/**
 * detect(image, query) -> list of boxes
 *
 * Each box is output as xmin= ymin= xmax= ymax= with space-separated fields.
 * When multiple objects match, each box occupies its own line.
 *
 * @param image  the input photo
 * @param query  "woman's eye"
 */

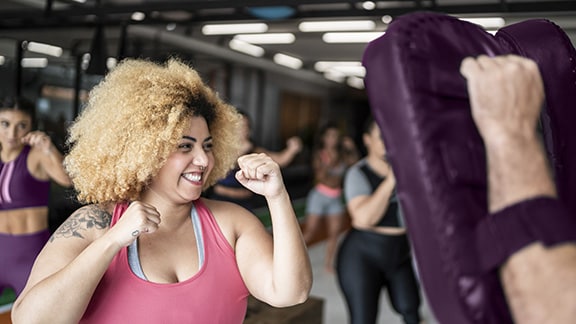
xmin=203 ymin=143 xmax=213 ymax=152
xmin=178 ymin=143 xmax=192 ymax=150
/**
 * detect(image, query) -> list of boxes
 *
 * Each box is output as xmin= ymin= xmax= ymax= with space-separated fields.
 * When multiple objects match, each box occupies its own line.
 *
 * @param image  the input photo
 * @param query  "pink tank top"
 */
xmin=80 ymin=199 xmax=249 ymax=323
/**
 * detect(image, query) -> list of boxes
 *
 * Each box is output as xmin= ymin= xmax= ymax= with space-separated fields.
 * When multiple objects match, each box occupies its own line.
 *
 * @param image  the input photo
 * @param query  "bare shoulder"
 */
xmin=200 ymin=198 xmax=264 ymax=234
xmin=50 ymin=204 xmax=113 ymax=243
xmin=201 ymin=198 xmax=255 ymax=221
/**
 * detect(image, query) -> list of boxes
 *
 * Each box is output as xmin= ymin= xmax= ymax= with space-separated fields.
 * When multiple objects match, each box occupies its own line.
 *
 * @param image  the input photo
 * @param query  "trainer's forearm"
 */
xmin=484 ymin=134 xmax=556 ymax=213
xmin=484 ymin=134 xmax=576 ymax=323
xmin=500 ymin=243 xmax=576 ymax=324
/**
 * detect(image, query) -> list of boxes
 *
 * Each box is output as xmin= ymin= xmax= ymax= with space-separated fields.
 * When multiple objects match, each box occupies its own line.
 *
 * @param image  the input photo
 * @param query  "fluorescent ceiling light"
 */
xmin=459 ymin=17 xmax=505 ymax=29
xmin=202 ymin=23 xmax=268 ymax=35
xmin=26 ymin=41 xmax=63 ymax=57
xmin=381 ymin=15 xmax=393 ymax=24
xmin=131 ymin=12 xmax=146 ymax=21
xmin=322 ymin=32 xmax=384 ymax=43
xmin=107 ymin=57 xmax=118 ymax=70
xmin=0 ymin=56 xmax=5 ymax=66
xmin=273 ymin=53 xmax=303 ymax=69
xmin=229 ymin=39 xmax=265 ymax=57
xmin=347 ymin=76 xmax=365 ymax=89
xmin=324 ymin=70 xmax=346 ymax=83
xmin=166 ymin=23 xmax=177 ymax=31
xmin=21 ymin=58 xmax=48 ymax=68
xmin=299 ymin=20 xmax=376 ymax=32
xmin=330 ymin=65 xmax=366 ymax=77
xmin=362 ymin=1 xmax=376 ymax=10
xmin=314 ymin=61 xmax=362 ymax=72
xmin=73 ymin=0 xmax=86 ymax=3
xmin=234 ymin=33 xmax=295 ymax=44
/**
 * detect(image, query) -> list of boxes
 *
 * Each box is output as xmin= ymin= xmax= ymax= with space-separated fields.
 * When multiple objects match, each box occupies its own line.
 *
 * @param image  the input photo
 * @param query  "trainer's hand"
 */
xmin=235 ymin=153 xmax=285 ymax=198
xmin=106 ymin=201 xmax=161 ymax=247
xmin=460 ymin=55 xmax=544 ymax=143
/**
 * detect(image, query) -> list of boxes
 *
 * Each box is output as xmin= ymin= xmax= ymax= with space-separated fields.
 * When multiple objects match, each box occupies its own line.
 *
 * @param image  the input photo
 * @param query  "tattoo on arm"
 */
xmin=50 ymin=206 xmax=111 ymax=242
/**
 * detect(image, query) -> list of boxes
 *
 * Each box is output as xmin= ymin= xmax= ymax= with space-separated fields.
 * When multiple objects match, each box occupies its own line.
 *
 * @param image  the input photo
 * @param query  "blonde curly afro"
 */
xmin=65 ymin=58 xmax=242 ymax=204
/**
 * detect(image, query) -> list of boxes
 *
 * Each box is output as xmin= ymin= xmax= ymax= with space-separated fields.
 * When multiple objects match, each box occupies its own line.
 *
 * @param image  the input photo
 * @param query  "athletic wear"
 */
xmin=81 ymin=200 xmax=249 ymax=323
xmin=0 ymin=230 xmax=50 ymax=295
xmin=305 ymin=185 xmax=345 ymax=215
xmin=0 ymin=146 xmax=51 ymax=210
xmin=337 ymin=230 xmax=421 ymax=324
xmin=337 ymin=158 xmax=421 ymax=324
xmin=128 ymin=202 xmax=206 ymax=280
xmin=344 ymin=159 xmax=402 ymax=227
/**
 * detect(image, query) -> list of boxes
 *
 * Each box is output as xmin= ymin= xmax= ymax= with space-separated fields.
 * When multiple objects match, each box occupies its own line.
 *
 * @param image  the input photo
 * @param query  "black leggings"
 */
xmin=336 ymin=229 xmax=421 ymax=324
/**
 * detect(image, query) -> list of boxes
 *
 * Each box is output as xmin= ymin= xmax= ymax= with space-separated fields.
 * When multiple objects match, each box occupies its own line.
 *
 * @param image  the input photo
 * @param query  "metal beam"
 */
xmin=0 ymin=1 xmax=575 ymax=27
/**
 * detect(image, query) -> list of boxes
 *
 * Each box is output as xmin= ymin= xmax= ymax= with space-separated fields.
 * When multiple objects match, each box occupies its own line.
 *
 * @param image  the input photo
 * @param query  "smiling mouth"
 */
xmin=182 ymin=172 xmax=202 ymax=183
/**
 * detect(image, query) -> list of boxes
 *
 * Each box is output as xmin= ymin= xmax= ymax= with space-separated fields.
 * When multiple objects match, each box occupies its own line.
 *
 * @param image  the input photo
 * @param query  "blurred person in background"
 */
xmin=302 ymin=121 xmax=358 ymax=273
xmin=0 ymin=96 xmax=71 ymax=300
xmin=209 ymin=110 xmax=302 ymax=210
xmin=337 ymin=116 xmax=421 ymax=324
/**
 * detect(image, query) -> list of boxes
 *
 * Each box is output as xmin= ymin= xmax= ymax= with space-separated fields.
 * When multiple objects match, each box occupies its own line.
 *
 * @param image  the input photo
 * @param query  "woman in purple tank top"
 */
xmin=11 ymin=59 xmax=312 ymax=324
xmin=0 ymin=97 xmax=71 ymax=300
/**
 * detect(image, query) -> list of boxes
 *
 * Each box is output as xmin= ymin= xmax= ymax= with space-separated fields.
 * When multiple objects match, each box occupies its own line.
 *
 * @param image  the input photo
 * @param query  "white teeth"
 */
xmin=183 ymin=173 xmax=202 ymax=182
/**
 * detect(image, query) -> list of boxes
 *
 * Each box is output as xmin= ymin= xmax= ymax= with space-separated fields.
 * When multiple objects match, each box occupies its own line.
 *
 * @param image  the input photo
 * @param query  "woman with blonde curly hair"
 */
xmin=11 ymin=58 xmax=312 ymax=323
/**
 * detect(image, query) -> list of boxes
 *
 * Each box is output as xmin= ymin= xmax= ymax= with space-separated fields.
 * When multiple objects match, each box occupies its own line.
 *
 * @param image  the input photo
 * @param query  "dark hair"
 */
xmin=0 ymin=96 xmax=36 ymax=122
xmin=362 ymin=116 xmax=377 ymax=135
xmin=314 ymin=121 xmax=341 ymax=151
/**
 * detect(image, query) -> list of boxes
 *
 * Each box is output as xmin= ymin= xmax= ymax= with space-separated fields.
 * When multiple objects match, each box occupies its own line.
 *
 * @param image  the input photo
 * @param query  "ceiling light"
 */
xmin=202 ymin=23 xmax=268 ymax=35
xmin=314 ymin=61 xmax=362 ymax=72
xmin=0 ymin=56 xmax=5 ymax=66
xmin=21 ymin=58 xmax=48 ymax=68
xmin=166 ymin=23 xmax=177 ymax=31
xmin=331 ymin=65 xmax=366 ymax=77
xmin=131 ymin=12 xmax=146 ymax=21
xmin=273 ymin=53 xmax=303 ymax=69
xmin=324 ymin=70 xmax=346 ymax=83
xmin=362 ymin=1 xmax=376 ymax=10
xmin=25 ymin=41 xmax=63 ymax=57
xmin=322 ymin=32 xmax=384 ymax=43
xmin=107 ymin=57 xmax=118 ymax=70
xmin=381 ymin=15 xmax=393 ymax=24
xmin=459 ymin=17 xmax=505 ymax=29
xmin=234 ymin=33 xmax=295 ymax=44
xmin=347 ymin=76 xmax=365 ymax=89
xmin=73 ymin=0 xmax=86 ymax=3
xmin=229 ymin=39 xmax=265 ymax=57
xmin=299 ymin=20 xmax=376 ymax=32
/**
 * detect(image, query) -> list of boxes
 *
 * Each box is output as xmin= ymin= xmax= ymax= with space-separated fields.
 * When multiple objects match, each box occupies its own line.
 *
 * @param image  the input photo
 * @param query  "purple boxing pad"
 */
xmin=362 ymin=12 xmax=513 ymax=324
xmin=496 ymin=20 xmax=576 ymax=215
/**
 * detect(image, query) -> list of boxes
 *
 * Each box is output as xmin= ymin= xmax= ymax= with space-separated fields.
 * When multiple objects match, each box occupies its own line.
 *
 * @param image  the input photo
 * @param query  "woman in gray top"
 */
xmin=336 ymin=117 xmax=421 ymax=324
